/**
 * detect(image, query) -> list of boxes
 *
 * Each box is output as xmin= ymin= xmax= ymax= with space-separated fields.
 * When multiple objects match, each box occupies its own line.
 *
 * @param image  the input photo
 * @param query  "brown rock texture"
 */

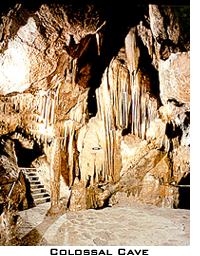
xmin=0 ymin=2 xmax=190 ymax=245
xmin=159 ymin=52 xmax=190 ymax=106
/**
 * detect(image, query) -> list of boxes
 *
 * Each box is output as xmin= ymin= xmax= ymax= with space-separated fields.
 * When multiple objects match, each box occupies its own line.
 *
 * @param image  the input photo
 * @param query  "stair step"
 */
xmin=21 ymin=168 xmax=50 ymax=206
xmin=30 ymin=184 xmax=45 ymax=189
xmin=34 ymin=196 xmax=50 ymax=205
xmin=27 ymin=176 xmax=39 ymax=180
xmin=31 ymin=188 xmax=47 ymax=194
xmin=22 ymin=170 xmax=37 ymax=175
xmin=32 ymin=192 xmax=50 ymax=199
xmin=20 ymin=168 xmax=37 ymax=171
xmin=26 ymin=172 xmax=37 ymax=176
xmin=30 ymin=179 xmax=40 ymax=184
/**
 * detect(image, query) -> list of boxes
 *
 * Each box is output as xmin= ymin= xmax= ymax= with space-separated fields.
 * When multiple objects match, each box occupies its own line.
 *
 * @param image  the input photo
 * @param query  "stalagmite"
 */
xmin=47 ymin=127 xmax=64 ymax=215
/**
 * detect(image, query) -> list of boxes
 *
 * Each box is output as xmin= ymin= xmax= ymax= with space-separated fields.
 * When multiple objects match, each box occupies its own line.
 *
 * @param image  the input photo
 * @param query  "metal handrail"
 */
xmin=170 ymin=184 xmax=190 ymax=188
xmin=7 ymin=181 xmax=16 ymax=198
xmin=19 ymin=167 xmax=36 ymax=170
xmin=0 ymin=168 xmax=36 ymax=186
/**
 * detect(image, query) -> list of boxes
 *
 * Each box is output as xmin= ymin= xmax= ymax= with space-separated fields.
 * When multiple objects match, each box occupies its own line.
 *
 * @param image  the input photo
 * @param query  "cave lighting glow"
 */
xmin=0 ymin=38 xmax=30 ymax=95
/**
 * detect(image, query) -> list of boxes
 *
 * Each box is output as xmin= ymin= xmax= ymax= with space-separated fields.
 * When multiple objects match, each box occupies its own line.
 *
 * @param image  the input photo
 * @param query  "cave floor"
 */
xmin=16 ymin=202 xmax=190 ymax=246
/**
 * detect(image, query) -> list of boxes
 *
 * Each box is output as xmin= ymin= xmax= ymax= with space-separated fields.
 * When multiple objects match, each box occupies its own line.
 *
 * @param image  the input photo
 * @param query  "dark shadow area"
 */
xmin=166 ymin=121 xmax=183 ymax=141
xmin=178 ymin=173 xmax=190 ymax=210
xmin=20 ymin=214 xmax=61 ymax=245
xmin=137 ymin=34 xmax=162 ymax=106
xmin=184 ymin=111 xmax=190 ymax=129
xmin=159 ymin=5 xmax=190 ymax=53
xmin=18 ymin=176 xmax=35 ymax=210
xmin=86 ymin=4 xmax=147 ymax=117
xmin=0 ymin=203 xmax=3 ymax=215
xmin=14 ymin=139 xmax=43 ymax=167
xmin=122 ymin=126 xmax=132 ymax=136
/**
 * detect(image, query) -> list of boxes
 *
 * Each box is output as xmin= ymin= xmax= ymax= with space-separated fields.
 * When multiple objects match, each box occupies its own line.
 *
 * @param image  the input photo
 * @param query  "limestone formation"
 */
xmin=0 ymin=2 xmax=190 ymax=245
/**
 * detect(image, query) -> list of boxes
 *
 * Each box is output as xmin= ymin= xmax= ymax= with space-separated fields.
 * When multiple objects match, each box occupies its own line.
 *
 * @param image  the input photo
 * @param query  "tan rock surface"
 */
xmin=159 ymin=52 xmax=190 ymax=106
xmin=0 ymin=3 xmax=190 ymax=235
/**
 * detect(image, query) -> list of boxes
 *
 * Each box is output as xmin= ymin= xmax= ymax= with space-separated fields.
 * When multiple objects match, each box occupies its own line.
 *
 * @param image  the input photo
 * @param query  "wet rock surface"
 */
xmin=17 ymin=202 xmax=189 ymax=246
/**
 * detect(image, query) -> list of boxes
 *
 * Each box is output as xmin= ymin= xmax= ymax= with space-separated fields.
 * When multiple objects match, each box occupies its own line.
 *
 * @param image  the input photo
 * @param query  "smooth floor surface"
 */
xmin=17 ymin=202 xmax=190 ymax=246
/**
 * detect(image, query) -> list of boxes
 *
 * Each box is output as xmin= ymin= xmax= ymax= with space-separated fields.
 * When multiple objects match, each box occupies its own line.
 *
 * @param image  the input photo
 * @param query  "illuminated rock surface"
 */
xmin=0 ymin=2 xmax=190 ymax=245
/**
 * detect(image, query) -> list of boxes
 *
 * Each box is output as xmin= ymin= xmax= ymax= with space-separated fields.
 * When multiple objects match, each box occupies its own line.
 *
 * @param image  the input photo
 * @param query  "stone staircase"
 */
xmin=20 ymin=168 xmax=50 ymax=206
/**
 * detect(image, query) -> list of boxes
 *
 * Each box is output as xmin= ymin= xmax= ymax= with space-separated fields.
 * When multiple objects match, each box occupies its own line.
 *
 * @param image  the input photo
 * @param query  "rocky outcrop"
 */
xmin=159 ymin=52 xmax=190 ymax=106
xmin=0 ymin=137 xmax=27 ymax=245
xmin=0 ymin=2 xmax=190 ymax=228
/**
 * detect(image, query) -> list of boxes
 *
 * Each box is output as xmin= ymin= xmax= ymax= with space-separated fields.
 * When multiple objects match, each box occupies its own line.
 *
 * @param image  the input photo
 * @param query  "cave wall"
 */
xmin=0 ymin=2 xmax=190 ymax=220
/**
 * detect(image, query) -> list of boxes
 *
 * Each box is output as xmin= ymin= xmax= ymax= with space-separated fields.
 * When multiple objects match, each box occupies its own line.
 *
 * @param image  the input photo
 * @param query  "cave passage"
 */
xmin=178 ymin=173 xmax=190 ymax=210
xmin=14 ymin=139 xmax=43 ymax=167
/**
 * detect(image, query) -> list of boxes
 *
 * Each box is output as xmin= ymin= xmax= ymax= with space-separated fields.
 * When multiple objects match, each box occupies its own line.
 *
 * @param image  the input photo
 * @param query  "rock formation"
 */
xmin=0 ymin=2 xmax=190 ymax=245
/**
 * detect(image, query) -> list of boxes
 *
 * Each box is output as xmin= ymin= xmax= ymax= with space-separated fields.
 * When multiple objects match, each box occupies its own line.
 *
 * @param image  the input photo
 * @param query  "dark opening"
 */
xmin=178 ymin=173 xmax=190 ymax=210
xmin=14 ymin=139 xmax=43 ymax=167
xmin=166 ymin=121 xmax=183 ymax=143
xmin=136 ymin=34 xmax=161 ymax=106
xmin=0 ymin=204 xmax=3 ymax=215
xmin=86 ymin=4 xmax=146 ymax=118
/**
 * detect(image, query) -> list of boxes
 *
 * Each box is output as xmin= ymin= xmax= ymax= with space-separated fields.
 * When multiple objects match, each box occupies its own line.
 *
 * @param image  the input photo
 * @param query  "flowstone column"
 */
xmin=47 ymin=127 xmax=65 ymax=215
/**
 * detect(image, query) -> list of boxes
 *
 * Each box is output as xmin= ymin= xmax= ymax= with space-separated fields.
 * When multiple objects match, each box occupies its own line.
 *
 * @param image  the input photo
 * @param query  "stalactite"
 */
xmin=44 ymin=96 xmax=50 ymax=129
xmin=130 ymin=72 xmax=158 ymax=140
xmin=71 ymin=58 xmax=77 ymax=88
xmin=41 ymin=96 xmax=46 ymax=119
xmin=58 ymin=120 xmax=78 ymax=188
xmin=141 ymin=92 xmax=148 ymax=139
xmin=96 ymin=33 xmax=100 ymax=56
xmin=95 ymin=45 xmax=159 ymax=185
xmin=68 ymin=124 xmax=75 ymax=188
xmin=95 ymin=66 xmax=121 ymax=182
xmin=125 ymin=26 xmax=158 ymax=139
xmin=49 ymin=99 xmax=55 ymax=124
xmin=125 ymin=27 xmax=140 ymax=75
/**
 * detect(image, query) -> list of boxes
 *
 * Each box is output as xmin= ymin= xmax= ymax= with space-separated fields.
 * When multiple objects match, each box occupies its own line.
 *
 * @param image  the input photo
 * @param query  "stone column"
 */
xmin=47 ymin=128 xmax=64 ymax=215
